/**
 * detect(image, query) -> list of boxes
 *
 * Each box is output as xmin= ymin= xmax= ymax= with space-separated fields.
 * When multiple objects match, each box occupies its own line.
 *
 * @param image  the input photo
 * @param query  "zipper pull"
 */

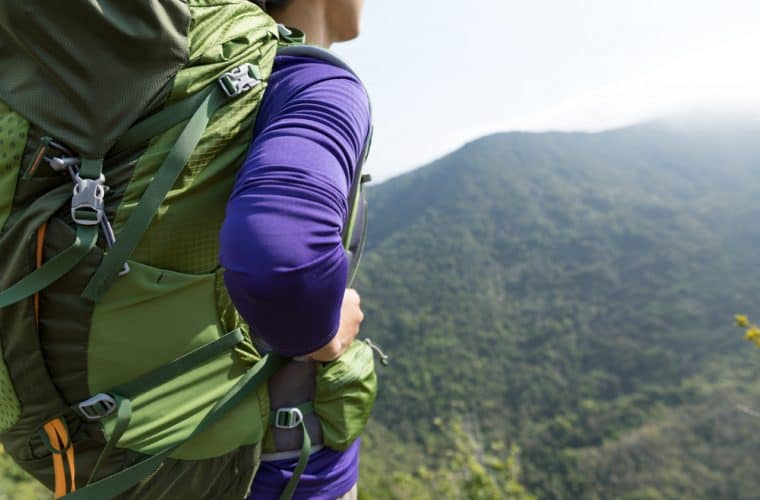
xmin=364 ymin=338 xmax=389 ymax=366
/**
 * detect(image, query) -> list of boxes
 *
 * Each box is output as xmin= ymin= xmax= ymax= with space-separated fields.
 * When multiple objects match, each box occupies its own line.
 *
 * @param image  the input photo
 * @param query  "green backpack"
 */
xmin=0 ymin=1 xmax=375 ymax=499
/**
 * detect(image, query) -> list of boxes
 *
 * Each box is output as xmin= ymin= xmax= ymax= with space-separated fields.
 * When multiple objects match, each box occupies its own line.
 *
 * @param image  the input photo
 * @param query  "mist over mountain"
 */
xmin=357 ymin=118 xmax=760 ymax=499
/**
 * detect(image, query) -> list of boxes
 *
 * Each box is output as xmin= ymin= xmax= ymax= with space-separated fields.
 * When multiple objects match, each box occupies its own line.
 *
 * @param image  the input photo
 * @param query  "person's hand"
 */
xmin=307 ymin=289 xmax=364 ymax=362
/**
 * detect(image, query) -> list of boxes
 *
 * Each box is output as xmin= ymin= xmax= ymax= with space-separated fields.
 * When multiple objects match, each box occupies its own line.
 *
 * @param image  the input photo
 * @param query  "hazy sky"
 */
xmin=333 ymin=0 xmax=760 ymax=181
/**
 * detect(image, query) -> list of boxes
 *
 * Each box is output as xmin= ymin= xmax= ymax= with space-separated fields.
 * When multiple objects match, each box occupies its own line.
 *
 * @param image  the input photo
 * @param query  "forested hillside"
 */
xmin=356 ymin=118 xmax=760 ymax=499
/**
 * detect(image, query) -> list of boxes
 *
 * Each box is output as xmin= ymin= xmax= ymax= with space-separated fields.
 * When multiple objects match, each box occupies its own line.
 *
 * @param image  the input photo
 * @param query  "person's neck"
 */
xmin=271 ymin=0 xmax=332 ymax=48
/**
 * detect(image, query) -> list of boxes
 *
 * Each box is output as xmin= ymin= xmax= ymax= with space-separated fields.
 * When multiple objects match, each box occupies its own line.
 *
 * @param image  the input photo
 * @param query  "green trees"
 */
xmin=357 ymin=119 xmax=760 ymax=498
xmin=363 ymin=417 xmax=535 ymax=500
xmin=0 ymin=447 xmax=47 ymax=499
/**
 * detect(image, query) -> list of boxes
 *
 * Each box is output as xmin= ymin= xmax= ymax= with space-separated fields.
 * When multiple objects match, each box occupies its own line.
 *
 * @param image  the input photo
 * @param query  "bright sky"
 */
xmin=333 ymin=0 xmax=760 ymax=182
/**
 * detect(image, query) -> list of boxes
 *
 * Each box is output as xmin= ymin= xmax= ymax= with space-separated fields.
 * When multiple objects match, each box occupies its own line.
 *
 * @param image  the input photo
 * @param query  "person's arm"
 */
xmin=220 ymin=56 xmax=370 ymax=359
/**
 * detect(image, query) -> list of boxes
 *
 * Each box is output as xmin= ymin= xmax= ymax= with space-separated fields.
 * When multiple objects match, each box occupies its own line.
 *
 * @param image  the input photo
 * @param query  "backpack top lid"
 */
xmin=0 ymin=0 xmax=191 ymax=157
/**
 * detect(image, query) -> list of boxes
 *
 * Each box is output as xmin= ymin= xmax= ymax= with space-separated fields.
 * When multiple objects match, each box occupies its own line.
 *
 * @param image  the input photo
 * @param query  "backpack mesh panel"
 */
xmin=0 ymin=105 xmax=26 ymax=232
xmin=0 ymin=103 xmax=28 ymax=431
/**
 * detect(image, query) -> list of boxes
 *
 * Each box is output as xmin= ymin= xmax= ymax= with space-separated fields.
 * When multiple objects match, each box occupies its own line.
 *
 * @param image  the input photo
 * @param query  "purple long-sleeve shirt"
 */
xmin=219 ymin=54 xmax=370 ymax=499
xmin=221 ymin=54 xmax=369 ymax=356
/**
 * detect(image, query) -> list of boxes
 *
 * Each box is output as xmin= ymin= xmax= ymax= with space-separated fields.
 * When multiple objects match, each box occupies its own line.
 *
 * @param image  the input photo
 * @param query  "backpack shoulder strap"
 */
xmin=276 ymin=44 xmax=361 ymax=82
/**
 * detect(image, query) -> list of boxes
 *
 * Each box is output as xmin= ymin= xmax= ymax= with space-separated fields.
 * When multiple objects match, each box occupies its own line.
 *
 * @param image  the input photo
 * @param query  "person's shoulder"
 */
xmin=273 ymin=51 xmax=365 ymax=86
xmin=267 ymin=51 xmax=370 ymax=111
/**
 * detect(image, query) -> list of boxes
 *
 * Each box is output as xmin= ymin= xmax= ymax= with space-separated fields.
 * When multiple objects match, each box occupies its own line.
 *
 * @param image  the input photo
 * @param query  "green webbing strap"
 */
xmin=74 ymin=330 xmax=245 ymax=487
xmin=81 ymin=86 xmax=228 ymax=302
xmin=109 ymin=90 xmax=212 ymax=157
xmin=0 ymin=225 xmax=98 ymax=308
xmin=113 ymin=329 xmax=245 ymax=398
xmin=0 ymin=158 xmax=104 ymax=308
xmin=279 ymin=420 xmax=311 ymax=500
xmin=78 ymin=158 xmax=104 ymax=180
xmin=38 ymin=426 xmax=70 ymax=456
xmin=87 ymin=395 xmax=132 ymax=485
xmin=269 ymin=401 xmax=314 ymax=427
xmin=63 ymin=352 xmax=285 ymax=500
xmin=269 ymin=402 xmax=314 ymax=500
xmin=71 ymin=329 xmax=245 ymax=419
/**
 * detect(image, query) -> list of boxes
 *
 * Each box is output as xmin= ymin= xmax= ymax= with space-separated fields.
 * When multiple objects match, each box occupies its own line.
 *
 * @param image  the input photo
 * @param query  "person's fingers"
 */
xmin=309 ymin=289 xmax=364 ymax=361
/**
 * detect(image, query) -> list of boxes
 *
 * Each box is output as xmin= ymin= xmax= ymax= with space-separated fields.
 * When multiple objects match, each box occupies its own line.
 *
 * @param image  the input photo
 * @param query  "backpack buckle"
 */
xmin=218 ymin=63 xmax=262 ymax=98
xmin=47 ymin=156 xmax=80 ymax=174
xmin=77 ymin=393 xmax=117 ymax=421
xmin=71 ymin=173 xmax=107 ymax=226
xmin=274 ymin=407 xmax=304 ymax=429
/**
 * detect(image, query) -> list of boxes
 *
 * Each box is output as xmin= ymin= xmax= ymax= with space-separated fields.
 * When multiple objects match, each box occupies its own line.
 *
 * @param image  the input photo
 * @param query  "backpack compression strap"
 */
xmin=0 ymin=63 xmax=264 ymax=307
xmin=72 ymin=329 xmax=249 ymax=488
xmin=269 ymin=402 xmax=315 ymax=500
xmin=81 ymin=63 xmax=263 ymax=302
xmin=0 ymin=159 xmax=103 ymax=308
xmin=63 ymin=349 xmax=285 ymax=500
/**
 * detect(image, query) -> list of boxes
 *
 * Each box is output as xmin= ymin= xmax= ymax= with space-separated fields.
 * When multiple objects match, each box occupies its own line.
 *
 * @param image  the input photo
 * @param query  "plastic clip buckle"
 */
xmin=44 ymin=141 xmax=79 ymax=178
xmin=274 ymin=408 xmax=304 ymax=429
xmin=71 ymin=173 xmax=107 ymax=226
xmin=47 ymin=157 xmax=80 ymax=173
xmin=77 ymin=393 xmax=117 ymax=421
xmin=219 ymin=63 xmax=261 ymax=98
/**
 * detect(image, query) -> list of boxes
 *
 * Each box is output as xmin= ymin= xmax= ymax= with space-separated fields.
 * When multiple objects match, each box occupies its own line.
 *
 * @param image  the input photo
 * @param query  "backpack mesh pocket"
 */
xmin=0 ymin=356 xmax=20 ymax=432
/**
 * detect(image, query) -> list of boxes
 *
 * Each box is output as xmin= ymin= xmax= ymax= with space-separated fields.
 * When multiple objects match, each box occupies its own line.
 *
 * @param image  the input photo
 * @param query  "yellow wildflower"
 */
xmin=745 ymin=327 xmax=760 ymax=343
xmin=748 ymin=328 xmax=760 ymax=348
xmin=735 ymin=314 xmax=750 ymax=327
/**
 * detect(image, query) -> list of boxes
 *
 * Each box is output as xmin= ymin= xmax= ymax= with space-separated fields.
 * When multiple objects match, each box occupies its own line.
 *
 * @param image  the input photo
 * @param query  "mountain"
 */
xmin=356 ymin=117 xmax=760 ymax=499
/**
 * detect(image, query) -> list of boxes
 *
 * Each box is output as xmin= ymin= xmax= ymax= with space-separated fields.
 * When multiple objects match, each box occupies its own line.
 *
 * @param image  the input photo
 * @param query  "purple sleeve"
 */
xmin=248 ymin=440 xmax=360 ymax=499
xmin=219 ymin=55 xmax=370 ymax=357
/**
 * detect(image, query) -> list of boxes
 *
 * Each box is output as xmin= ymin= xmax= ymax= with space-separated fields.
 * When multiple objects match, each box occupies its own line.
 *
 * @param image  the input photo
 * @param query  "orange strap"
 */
xmin=34 ymin=222 xmax=47 ymax=327
xmin=36 ymin=226 xmax=77 ymax=497
xmin=42 ymin=418 xmax=76 ymax=498
xmin=25 ymin=141 xmax=49 ymax=178
xmin=42 ymin=421 xmax=67 ymax=498
xmin=51 ymin=419 xmax=77 ymax=493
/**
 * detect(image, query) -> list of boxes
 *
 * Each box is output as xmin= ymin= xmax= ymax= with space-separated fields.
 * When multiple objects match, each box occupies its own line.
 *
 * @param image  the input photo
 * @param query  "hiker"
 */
xmin=221 ymin=1 xmax=371 ymax=498
xmin=0 ymin=0 xmax=375 ymax=498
